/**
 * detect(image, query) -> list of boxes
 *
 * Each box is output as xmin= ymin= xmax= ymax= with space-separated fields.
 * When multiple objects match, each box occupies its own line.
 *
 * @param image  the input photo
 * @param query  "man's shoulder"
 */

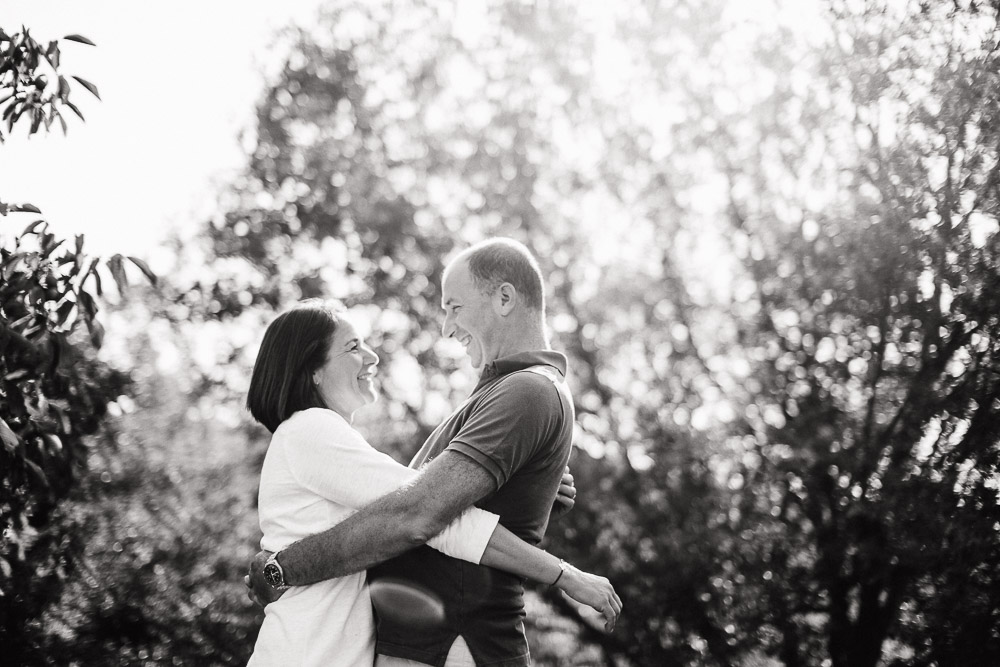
xmin=470 ymin=367 xmax=570 ymax=426
xmin=520 ymin=364 xmax=563 ymax=384
xmin=488 ymin=366 xmax=565 ymax=401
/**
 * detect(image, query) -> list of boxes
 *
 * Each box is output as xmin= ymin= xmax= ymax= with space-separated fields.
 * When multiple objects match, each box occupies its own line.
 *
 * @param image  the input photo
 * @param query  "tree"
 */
xmin=15 ymin=1 xmax=995 ymax=664
xmin=0 ymin=26 xmax=154 ymax=661
xmin=704 ymin=3 xmax=1000 ymax=665
xmin=159 ymin=2 xmax=761 ymax=663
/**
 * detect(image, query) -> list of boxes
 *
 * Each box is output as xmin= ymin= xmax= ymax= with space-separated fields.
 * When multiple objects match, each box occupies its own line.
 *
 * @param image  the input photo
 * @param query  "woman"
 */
xmin=245 ymin=301 xmax=620 ymax=666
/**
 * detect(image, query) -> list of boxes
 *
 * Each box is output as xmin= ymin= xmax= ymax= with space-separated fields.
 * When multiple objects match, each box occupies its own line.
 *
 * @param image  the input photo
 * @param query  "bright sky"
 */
xmin=1 ymin=1 xmax=324 ymax=266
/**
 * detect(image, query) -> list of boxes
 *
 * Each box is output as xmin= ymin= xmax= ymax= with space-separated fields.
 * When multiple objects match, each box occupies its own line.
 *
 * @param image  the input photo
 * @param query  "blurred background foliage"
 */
xmin=2 ymin=0 xmax=1000 ymax=665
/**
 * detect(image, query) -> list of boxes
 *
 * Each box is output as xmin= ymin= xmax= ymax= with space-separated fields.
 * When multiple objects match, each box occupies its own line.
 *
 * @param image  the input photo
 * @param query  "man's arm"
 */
xmin=277 ymin=449 xmax=495 ymax=586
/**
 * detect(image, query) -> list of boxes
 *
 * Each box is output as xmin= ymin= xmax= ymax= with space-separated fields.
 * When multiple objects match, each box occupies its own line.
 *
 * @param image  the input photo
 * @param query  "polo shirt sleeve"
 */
xmin=281 ymin=408 xmax=499 ymax=563
xmin=449 ymin=372 xmax=558 ymax=488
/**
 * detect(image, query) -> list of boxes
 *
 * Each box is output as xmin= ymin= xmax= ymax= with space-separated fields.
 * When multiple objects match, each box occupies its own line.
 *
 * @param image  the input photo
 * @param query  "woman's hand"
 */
xmin=550 ymin=466 xmax=577 ymax=520
xmin=555 ymin=562 xmax=622 ymax=632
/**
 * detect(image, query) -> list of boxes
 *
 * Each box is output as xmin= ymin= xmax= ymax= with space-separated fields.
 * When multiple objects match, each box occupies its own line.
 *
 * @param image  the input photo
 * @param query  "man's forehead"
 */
xmin=441 ymin=281 xmax=465 ymax=305
xmin=441 ymin=260 xmax=470 ymax=297
xmin=440 ymin=280 xmax=455 ymax=308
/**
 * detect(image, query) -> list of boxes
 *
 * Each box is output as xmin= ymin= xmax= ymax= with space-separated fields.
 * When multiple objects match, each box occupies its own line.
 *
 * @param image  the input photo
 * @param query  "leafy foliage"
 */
xmin=0 ymin=27 xmax=154 ymax=661
xmin=0 ymin=26 xmax=98 ymax=141
xmin=4 ymin=2 xmax=1000 ymax=666
xmin=713 ymin=5 xmax=1000 ymax=665
xmin=146 ymin=1 xmax=999 ymax=664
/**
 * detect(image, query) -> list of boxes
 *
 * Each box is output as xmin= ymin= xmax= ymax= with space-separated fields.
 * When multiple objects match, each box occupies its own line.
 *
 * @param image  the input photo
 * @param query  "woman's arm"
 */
xmin=478 ymin=525 xmax=622 ymax=632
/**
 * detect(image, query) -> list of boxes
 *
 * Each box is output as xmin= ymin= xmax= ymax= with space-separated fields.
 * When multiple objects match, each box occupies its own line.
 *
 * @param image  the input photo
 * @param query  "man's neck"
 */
xmin=493 ymin=327 xmax=549 ymax=360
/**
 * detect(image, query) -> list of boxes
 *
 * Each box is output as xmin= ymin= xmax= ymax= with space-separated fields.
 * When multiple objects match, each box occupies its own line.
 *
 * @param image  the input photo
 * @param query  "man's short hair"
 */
xmin=453 ymin=238 xmax=545 ymax=312
xmin=246 ymin=300 xmax=341 ymax=433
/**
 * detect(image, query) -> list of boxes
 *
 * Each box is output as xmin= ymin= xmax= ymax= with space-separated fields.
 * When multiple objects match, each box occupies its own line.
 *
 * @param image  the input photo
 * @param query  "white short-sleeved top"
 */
xmin=247 ymin=408 xmax=500 ymax=667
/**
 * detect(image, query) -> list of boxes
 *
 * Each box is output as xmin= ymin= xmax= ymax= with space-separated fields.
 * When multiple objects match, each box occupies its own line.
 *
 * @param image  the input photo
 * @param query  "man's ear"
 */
xmin=496 ymin=283 xmax=517 ymax=316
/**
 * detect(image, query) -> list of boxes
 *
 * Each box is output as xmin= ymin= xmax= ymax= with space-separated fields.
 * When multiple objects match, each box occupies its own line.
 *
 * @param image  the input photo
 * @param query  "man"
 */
xmin=248 ymin=238 xmax=583 ymax=666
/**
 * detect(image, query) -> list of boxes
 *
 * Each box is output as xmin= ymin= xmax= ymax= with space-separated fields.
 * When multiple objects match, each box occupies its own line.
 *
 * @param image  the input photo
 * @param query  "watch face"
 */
xmin=263 ymin=562 xmax=283 ymax=588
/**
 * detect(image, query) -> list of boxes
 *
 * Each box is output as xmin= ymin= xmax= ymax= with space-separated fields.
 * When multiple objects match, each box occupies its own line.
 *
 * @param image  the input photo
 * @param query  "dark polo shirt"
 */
xmin=371 ymin=350 xmax=575 ymax=667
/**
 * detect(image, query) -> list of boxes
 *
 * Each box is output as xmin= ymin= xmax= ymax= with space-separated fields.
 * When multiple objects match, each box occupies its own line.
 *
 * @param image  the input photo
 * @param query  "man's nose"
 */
xmin=441 ymin=315 xmax=454 ymax=339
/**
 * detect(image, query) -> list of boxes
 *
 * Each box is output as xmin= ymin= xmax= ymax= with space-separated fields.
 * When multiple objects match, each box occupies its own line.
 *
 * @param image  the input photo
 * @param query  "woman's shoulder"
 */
xmin=275 ymin=408 xmax=352 ymax=439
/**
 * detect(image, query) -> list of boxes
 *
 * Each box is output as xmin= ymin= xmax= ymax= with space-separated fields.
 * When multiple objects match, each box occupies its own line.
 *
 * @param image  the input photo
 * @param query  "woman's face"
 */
xmin=312 ymin=319 xmax=380 ymax=420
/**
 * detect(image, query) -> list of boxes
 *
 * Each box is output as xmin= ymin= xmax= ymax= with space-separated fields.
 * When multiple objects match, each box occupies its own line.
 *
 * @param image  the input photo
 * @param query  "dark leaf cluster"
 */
xmin=0 ymin=27 xmax=98 ymax=141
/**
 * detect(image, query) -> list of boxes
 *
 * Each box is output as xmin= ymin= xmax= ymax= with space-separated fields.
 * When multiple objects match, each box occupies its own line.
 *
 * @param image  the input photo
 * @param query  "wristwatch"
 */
xmin=262 ymin=551 xmax=289 ymax=590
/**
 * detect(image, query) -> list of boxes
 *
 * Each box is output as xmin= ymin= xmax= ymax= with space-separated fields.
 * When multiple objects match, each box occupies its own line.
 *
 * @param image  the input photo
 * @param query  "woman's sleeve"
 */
xmin=283 ymin=409 xmax=499 ymax=563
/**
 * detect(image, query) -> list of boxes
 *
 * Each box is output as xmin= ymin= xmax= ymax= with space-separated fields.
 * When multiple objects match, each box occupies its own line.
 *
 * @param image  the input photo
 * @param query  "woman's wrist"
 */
xmin=550 ymin=558 xmax=568 ymax=587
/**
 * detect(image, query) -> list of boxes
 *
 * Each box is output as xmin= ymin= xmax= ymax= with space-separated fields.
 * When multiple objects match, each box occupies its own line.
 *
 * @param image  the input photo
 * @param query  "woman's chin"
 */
xmin=360 ymin=385 xmax=379 ymax=406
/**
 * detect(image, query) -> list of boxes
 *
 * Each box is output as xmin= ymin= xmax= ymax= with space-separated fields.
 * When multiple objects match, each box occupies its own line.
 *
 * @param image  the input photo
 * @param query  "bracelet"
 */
xmin=550 ymin=559 xmax=568 ymax=587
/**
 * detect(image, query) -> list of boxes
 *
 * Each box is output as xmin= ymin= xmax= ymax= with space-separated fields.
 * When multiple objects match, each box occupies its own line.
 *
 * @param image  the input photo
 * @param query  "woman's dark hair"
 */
xmin=247 ymin=300 xmax=341 ymax=433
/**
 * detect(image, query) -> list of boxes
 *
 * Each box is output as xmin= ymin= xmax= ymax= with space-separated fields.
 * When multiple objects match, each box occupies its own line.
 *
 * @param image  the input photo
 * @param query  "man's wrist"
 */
xmin=262 ymin=550 xmax=290 ymax=590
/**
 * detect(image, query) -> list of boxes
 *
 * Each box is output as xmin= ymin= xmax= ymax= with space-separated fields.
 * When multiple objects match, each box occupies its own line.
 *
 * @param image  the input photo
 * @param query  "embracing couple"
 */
xmin=243 ymin=238 xmax=622 ymax=666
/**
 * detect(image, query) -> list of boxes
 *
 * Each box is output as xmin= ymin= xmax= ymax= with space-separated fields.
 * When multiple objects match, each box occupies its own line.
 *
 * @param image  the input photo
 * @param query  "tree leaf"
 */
xmin=39 ymin=236 xmax=65 ymax=258
xmin=48 ymin=335 xmax=63 ymax=375
xmin=128 ymin=256 xmax=158 ymax=286
xmin=57 ymin=76 xmax=70 ymax=102
xmin=24 ymin=458 xmax=49 ymax=489
xmin=86 ymin=317 xmax=104 ymax=349
xmin=107 ymin=254 xmax=127 ymax=294
xmin=53 ymin=405 xmax=71 ymax=434
xmin=54 ymin=108 xmax=67 ymax=135
xmin=71 ymin=76 xmax=100 ymax=100
xmin=85 ymin=257 xmax=103 ymax=296
xmin=12 ymin=203 xmax=42 ymax=214
xmin=29 ymin=108 xmax=42 ymax=135
xmin=43 ymin=40 xmax=60 ymax=69
xmin=22 ymin=219 xmax=46 ymax=235
xmin=5 ymin=369 xmax=30 ymax=382
xmin=56 ymin=298 xmax=76 ymax=327
xmin=0 ymin=417 xmax=19 ymax=453
xmin=78 ymin=290 xmax=98 ymax=319
xmin=2 ymin=253 xmax=25 ymax=280
xmin=64 ymin=100 xmax=85 ymax=121
xmin=42 ymin=433 xmax=63 ymax=454
xmin=62 ymin=34 xmax=96 ymax=46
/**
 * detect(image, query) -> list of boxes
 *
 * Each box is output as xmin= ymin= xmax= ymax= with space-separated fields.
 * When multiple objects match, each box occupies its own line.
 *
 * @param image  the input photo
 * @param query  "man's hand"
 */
xmin=245 ymin=550 xmax=286 ymax=607
xmin=551 ymin=466 xmax=577 ymax=520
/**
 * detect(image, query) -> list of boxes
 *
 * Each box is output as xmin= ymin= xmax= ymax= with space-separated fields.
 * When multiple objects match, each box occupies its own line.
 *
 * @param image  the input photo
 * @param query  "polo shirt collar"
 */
xmin=476 ymin=350 xmax=567 ymax=389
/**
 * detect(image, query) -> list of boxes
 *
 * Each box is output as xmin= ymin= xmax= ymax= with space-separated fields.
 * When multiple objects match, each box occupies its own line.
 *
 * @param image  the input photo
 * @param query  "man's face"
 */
xmin=441 ymin=259 xmax=499 ymax=370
